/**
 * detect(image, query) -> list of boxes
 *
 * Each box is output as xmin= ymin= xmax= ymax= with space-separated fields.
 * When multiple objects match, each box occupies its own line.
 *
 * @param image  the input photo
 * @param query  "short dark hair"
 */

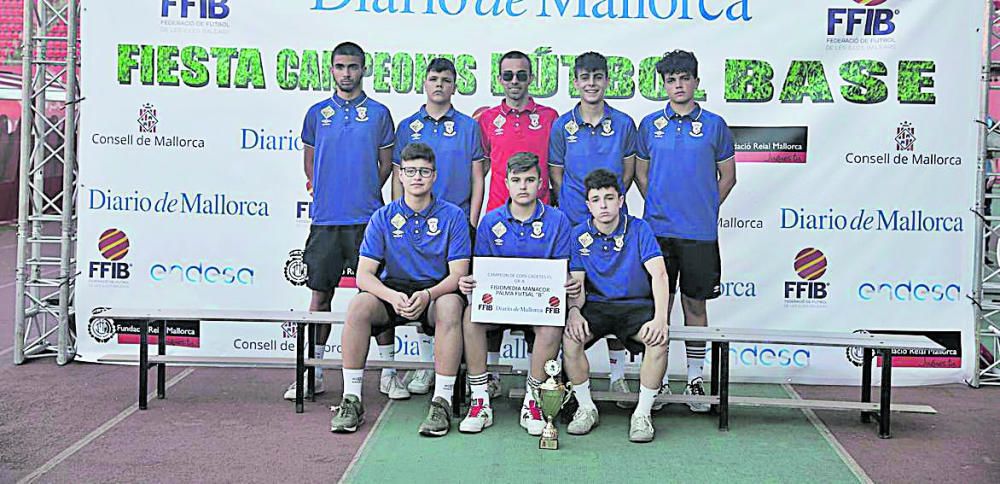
xmin=655 ymin=50 xmax=698 ymax=79
xmin=400 ymin=143 xmax=436 ymax=167
xmin=574 ymin=52 xmax=607 ymax=76
xmin=426 ymin=57 xmax=457 ymax=78
xmin=499 ymin=50 xmax=532 ymax=74
xmin=584 ymin=169 xmax=620 ymax=197
xmin=506 ymin=152 xmax=540 ymax=176
xmin=332 ymin=42 xmax=365 ymax=66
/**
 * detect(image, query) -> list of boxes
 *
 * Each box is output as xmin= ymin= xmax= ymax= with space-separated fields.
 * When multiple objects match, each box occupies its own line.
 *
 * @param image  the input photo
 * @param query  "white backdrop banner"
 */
xmin=77 ymin=0 xmax=986 ymax=385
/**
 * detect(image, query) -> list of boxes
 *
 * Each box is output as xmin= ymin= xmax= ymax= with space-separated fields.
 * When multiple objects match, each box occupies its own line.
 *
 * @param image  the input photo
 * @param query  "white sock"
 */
xmin=432 ymin=374 xmax=456 ymax=403
xmin=420 ymin=335 xmax=434 ymax=363
xmin=487 ymin=351 xmax=501 ymax=380
xmin=609 ymin=349 xmax=627 ymax=382
xmin=524 ymin=374 xmax=542 ymax=406
xmin=574 ymin=379 xmax=597 ymax=409
xmin=468 ymin=372 xmax=491 ymax=406
xmin=634 ymin=384 xmax=659 ymax=417
xmin=377 ymin=344 xmax=396 ymax=380
xmin=314 ymin=344 xmax=326 ymax=379
xmin=342 ymin=368 xmax=363 ymax=400
xmin=687 ymin=358 xmax=705 ymax=383
xmin=662 ymin=371 xmax=670 ymax=386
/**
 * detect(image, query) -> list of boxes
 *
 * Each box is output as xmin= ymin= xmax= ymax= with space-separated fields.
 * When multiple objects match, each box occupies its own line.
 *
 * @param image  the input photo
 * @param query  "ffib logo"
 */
xmin=161 ymin=0 xmax=230 ymax=19
xmin=827 ymin=1 xmax=896 ymax=36
xmin=783 ymin=248 xmax=828 ymax=306
xmin=89 ymin=228 xmax=131 ymax=280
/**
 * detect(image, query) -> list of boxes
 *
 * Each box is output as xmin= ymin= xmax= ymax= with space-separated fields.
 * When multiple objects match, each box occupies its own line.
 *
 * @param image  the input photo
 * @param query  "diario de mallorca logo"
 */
xmin=88 ymin=188 xmax=270 ymax=218
xmin=780 ymin=207 xmax=963 ymax=233
xmin=88 ymin=228 xmax=132 ymax=284
xmin=90 ymin=104 xmax=207 ymax=149
xmin=783 ymin=247 xmax=828 ymax=307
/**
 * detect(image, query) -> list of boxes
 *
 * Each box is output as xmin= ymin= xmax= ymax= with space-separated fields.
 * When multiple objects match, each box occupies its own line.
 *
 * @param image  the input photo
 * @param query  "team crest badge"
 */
xmin=528 ymin=113 xmax=542 ymax=130
xmin=426 ymin=217 xmax=441 ymax=236
xmin=390 ymin=213 xmax=406 ymax=238
xmin=653 ymin=116 xmax=668 ymax=138
xmin=491 ymin=222 xmax=507 ymax=246
xmin=320 ymin=106 xmax=335 ymax=127
xmin=690 ymin=121 xmax=704 ymax=138
xmin=355 ymin=106 xmax=369 ymax=122
xmin=601 ymin=119 xmax=614 ymax=137
xmin=409 ymin=119 xmax=424 ymax=140
xmin=577 ymin=232 xmax=593 ymax=256
xmin=565 ymin=120 xmax=579 ymax=143
xmin=443 ymin=120 xmax=456 ymax=137
xmin=613 ymin=234 xmax=624 ymax=252
xmin=493 ymin=114 xmax=506 ymax=135
xmin=530 ymin=221 xmax=545 ymax=239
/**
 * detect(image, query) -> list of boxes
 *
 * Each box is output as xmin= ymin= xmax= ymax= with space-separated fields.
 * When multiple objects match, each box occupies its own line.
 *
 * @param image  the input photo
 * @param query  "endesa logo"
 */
xmin=858 ymin=281 xmax=961 ymax=302
xmin=150 ymin=262 xmax=254 ymax=285
xmin=724 ymin=345 xmax=810 ymax=368
xmin=827 ymin=0 xmax=896 ymax=37
xmin=161 ymin=0 xmax=230 ymax=19
xmin=89 ymin=229 xmax=132 ymax=282
xmin=784 ymin=248 xmax=828 ymax=307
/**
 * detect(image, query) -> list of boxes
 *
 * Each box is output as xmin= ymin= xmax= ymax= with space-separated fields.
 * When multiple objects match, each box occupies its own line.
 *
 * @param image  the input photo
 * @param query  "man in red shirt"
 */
xmin=478 ymin=51 xmax=559 ymax=211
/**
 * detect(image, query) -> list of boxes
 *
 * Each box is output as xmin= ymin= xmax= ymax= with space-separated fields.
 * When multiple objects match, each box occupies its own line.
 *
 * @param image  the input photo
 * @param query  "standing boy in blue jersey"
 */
xmin=456 ymin=152 xmax=579 ymax=436
xmin=392 ymin=58 xmax=486 ymax=395
xmin=635 ymin=50 xmax=736 ymax=412
xmin=290 ymin=41 xmax=399 ymax=401
xmin=550 ymin=52 xmax=657 ymax=406
xmin=331 ymin=143 xmax=471 ymax=437
xmin=563 ymin=169 xmax=671 ymax=443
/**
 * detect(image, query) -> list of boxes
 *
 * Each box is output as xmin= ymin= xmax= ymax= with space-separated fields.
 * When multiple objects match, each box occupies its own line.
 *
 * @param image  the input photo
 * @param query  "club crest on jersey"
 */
xmin=565 ymin=120 xmax=579 ymax=143
xmin=653 ymin=116 xmax=668 ymax=138
xmin=601 ymin=119 xmax=614 ymax=137
xmin=426 ymin=217 xmax=441 ymax=236
xmin=390 ymin=213 xmax=406 ymax=238
xmin=320 ymin=106 xmax=335 ymax=126
xmin=409 ymin=119 xmax=424 ymax=140
xmin=492 ymin=222 xmax=507 ymax=246
xmin=577 ymin=232 xmax=593 ymax=256
xmin=528 ymin=113 xmax=542 ymax=130
xmin=443 ymin=120 xmax=456 ymax=137
xmin=690 ymin=121 xmax=703 ymax=138
xmin=493 ymin=114 xmax=506 ymax=135
xmin=530 ymin=221 xmax=545 ymax=239
xmin=613 ymin=234 xmax=624 ymax=252
xmin=355 ymin=106 xmax=369 ymax=122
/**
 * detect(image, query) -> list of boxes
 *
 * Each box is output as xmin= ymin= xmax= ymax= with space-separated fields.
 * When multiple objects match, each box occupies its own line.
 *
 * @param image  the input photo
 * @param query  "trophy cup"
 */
xmin=532 ymin=359 xmax=573 ymax=450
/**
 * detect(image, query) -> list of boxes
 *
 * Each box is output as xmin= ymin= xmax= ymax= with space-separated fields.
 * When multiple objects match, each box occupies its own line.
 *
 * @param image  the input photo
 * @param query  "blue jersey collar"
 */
xmin=502 ymin=199 xmax=546 ymax=223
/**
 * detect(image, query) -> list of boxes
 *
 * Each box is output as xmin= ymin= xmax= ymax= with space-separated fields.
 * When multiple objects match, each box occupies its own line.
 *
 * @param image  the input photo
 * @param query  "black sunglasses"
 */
xmin=501 ymin=70 xmax=529 ymax=82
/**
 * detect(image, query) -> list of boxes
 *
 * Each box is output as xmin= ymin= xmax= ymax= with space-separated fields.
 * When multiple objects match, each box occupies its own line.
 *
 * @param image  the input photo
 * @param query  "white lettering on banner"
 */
xmin=76 ymin=0 xmax=981 ymax=386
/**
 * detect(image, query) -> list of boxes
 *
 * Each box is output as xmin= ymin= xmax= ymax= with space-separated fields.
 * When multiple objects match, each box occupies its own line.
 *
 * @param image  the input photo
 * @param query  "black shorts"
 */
xmin=581 ymin=301 xmax=655 ymax=355
xmin=657 ymin=237 xmax=721 ymax=300
xmin=371 ymin=279 xmax=467 ymax=337
xmin=303 ymin=224 xmax=366 ymax=292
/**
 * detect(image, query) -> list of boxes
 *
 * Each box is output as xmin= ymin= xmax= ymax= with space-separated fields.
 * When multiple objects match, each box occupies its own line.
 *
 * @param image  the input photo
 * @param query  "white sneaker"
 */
xmin=610 ymin=378 xmax=636 ymax=409
xmin=406 ymin=369 xmax=434 ymax=395
xmin=684 ymin=377 xmax=711 ymax=413
xmin=567 ymin=406 xmax=599 ymax=435
xmin=629 ymin=414 xmax=655 ymax=443
xmin=380 ymin=373 xmax=411 ymax=400
xmin=519 ymin=399 xmax=546 ymax=436
xmin=459 ymin=398 xmax=494 ymax=433
xmin=652 ymin=384 xmax=672 ymax=412
xmin=283 ymin=375 xmax=325 ymax=401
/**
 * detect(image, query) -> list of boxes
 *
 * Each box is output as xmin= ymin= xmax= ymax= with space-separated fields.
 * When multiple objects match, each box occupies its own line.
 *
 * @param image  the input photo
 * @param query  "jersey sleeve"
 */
xmin=635 ymin=117 xmax=652 ymax=161
xmin=379 ymin=108 xmax=395 ymax=150
xmin=359 ymin=214 xmax=387 ymax=262
xmin=447 ymin=210 xmax=472 ymax=261
xmin=391 ymin=120 xmax=407 ymax=166
xmin=301 ymin=106 xmax=317 ymax=147
xmin=470 ymin=121 xmax=485 ymax=162
xmin=474 ymin=219 xmax=494 ymax=257
xmin=554 ymin=213 xmax=572 ymax=260
xmin=623 ymin=116 xmax=638 ymax=158
xmin=637 ymin=220 xmax=663 ymax=263
xmin=716 ymin=119 xmax=736 ymax=162
xmin=548 ymin=118 xmax=567 ymax=167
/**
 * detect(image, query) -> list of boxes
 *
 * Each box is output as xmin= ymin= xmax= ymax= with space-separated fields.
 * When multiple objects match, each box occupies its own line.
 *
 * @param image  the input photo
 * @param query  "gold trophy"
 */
xmin=532 ymin=359 xmax=573 ymax=450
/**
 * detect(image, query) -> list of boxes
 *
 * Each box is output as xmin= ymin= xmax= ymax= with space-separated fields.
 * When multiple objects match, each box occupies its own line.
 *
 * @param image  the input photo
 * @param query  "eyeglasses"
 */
xmin=501 ymin=70 xmax=529 ymax=82
xmin=401 ymin=167 xmax=435 ymax=178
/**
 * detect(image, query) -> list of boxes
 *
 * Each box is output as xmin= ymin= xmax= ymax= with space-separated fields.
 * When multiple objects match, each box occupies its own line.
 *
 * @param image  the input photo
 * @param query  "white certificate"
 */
xmin=470 ymin=257 xmax=567 ymax=327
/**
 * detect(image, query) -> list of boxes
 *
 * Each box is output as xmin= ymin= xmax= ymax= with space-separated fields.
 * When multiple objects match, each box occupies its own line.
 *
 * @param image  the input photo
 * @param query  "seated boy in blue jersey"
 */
xmin=563 ymin=169 xmax=671 ymax=443
xmin=456 ymin=152 xmax=581 ymax=435
xmin=331 ymin=143 xmax=471 ymax=437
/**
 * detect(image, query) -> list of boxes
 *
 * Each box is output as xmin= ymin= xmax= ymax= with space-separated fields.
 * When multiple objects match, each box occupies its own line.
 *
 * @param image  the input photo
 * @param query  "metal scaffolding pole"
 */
xmin=13 ymin=0 xmax=79 ymax=365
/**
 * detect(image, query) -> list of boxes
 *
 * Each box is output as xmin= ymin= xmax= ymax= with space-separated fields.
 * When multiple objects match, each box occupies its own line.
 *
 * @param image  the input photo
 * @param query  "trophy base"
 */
xmin=539 ymin=437 xmax=559 ymax=450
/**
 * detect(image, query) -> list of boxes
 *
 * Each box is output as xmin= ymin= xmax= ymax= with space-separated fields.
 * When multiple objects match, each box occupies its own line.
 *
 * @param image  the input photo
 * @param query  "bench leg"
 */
xmin=139 ymin=321 xmax=148 ymax=410
xmin=295 ymin=323 xmax=305 ymax=414
xmin=878 ymin=349 xmax=892 ymax=439
xmin=718 ymin=341 xmax=729 ymax=432
xmin=157 ymin=320 xmax=167 ymax=399
xmin=307 ymin=324 xmax=316 ymax=402
xmin=861 ymin=348 xmax=873 ymax=423
xmin=710 ymin=342 xmax=720 ymax=414
xmin=453 ymin=366 xmax=466 ymax=417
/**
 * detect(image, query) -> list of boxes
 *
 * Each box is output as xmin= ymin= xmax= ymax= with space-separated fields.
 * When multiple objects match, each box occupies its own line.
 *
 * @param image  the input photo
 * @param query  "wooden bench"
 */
xmin=512 ymin=326 xmax=941 ymax=439
xmin=91 ymin=308 xmax=511 ymax=415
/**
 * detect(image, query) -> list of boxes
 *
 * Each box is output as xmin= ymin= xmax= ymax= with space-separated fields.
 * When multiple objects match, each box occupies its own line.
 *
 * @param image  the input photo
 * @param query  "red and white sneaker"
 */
xmin=459 ymin=398 xmax=494 ymax=433
xmin=519 ymin=399 xmax=546 ymax=436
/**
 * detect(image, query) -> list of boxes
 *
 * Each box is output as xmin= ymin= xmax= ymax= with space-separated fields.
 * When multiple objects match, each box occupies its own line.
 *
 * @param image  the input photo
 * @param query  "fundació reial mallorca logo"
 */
xmin=138 ymin=103 xmax=158 ymax=133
